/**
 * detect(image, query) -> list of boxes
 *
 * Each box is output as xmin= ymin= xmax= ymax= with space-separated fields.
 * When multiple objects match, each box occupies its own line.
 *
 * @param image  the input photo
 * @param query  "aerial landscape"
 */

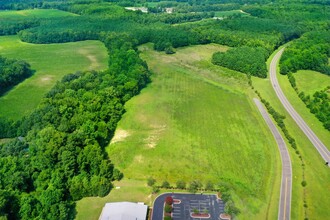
xmin=0 ymin=0 xmax=329 ymax=220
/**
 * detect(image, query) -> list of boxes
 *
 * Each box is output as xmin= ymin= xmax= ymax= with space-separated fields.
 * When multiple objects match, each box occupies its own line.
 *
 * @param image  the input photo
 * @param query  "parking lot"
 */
xmin=152 ymin=193 xmax=225 ymax=220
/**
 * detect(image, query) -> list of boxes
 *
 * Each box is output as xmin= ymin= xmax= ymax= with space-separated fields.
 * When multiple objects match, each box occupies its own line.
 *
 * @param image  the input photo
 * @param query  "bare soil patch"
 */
xmin=78 ymin=48 xmax=101 ymax=70
xmin=110 ymin=129 xmax=130 ymax=144
xmin=144 ymin=124 xmax=166 ymax=148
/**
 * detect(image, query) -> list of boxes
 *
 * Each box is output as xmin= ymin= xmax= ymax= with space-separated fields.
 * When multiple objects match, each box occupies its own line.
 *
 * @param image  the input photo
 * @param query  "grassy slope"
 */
xmin=0 ymin=9 xmax=77 ymax=19
xmin=253 ymin=46 xmax=330 ymax=219
xmin=76 ymin=43 xmax=281 ymax=220
xmin=0 ymin=35 xmax=108 ymax=120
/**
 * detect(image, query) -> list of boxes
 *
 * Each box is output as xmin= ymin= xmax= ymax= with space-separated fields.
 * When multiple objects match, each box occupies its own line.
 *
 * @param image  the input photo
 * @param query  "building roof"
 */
xmin=99 ymin=202 xmax=148 ymax=220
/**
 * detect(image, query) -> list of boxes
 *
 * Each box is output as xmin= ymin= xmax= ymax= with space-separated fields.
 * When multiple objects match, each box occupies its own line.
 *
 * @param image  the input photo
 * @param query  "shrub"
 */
xmin=164 ymin=216 xmax=172 ymax=220
xmin=165 ymin=204 xmax=172 ymax=213
xmin=221 ymin=191 xmax=231 ymax=202
xmin=301 ymin=180 xmax=307 ymax=187
xmin=224 ymin=200 xmax=240 ymax=216
xmin=188 ymin=180 xmax=202 ymax=193
xmin=147 ymin=177 xmax=156 ymax=186
xmin=205 ymin=181 xmax=214 ymax=191
xmin=176 ymin=180 xmax=186 ymax=189
xmin=165 ymin=196 xmax=173 ymax=205
xmin=162 ymin=181 xmax=170 ymax=188
xmin=152 ymin=185 xmax=159 ymax=193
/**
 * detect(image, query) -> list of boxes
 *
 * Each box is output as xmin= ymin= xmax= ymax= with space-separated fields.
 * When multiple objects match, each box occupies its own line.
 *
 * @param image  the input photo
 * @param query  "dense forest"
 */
xmin=280 ymin=31 xmax=330 ymax=75
xmin=0 ymin=56 xmax=33 ymax=95
xmin=212 ymin=46 xmax=268 ymax=78
xmin=0 ymin=0 xmax=329 ymax=219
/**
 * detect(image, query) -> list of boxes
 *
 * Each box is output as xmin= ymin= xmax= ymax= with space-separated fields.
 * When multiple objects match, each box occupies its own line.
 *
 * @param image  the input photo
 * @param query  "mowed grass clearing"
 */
xmin=252 ymin=46 xmax=330 ymax=219
xmin=214 ymin=10 xmax=249 ymax=17
xmin=0 ymin=35 xmax=108 ymax=120
xmin=76 ymin=179 xmax=154 ymax=220
xmin=0 ymin=9 xmax=77 ymax=20
xmin=294 ymin=70 xmax=330 ymax=95
xmin=76 ymin=43 xmax=282 ymax=219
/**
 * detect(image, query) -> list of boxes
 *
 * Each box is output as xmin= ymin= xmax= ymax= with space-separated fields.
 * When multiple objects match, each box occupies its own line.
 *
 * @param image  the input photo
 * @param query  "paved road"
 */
xmin=254 ymin=98 xmax=292 ymax=220
xmin=270 ymin=48 xmax=330 ymax=166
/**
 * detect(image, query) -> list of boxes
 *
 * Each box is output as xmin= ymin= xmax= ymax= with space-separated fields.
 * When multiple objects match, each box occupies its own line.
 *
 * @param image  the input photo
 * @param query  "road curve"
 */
xmin=270 ymin=48 xmax=330 ymax=166
xmin=254 ymin=98 xmax=292 ymax=220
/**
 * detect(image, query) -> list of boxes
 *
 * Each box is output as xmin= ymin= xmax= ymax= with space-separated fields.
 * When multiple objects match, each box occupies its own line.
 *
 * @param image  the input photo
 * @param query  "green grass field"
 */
xmin=252 ymin=46 xmax=330 ymax=219
xmin=76 ymin=43 xmax=281 ymax=220
xmin=0 ymin=35 xmax=108 ymax=120
xmin=76 ymin=179 xmax=154 ymax=220
xmin=0 ymin=9 xmax=77 ymax=20
xmin=294 ymin=70 xmax=330 ymax=95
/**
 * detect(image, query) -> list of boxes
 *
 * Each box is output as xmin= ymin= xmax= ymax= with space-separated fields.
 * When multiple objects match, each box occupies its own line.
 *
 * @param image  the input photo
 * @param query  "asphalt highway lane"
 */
xmin=269 ymin=48 xmax=330 ymax=166
xmin=254 ymin=98 xmax=292 ymax=220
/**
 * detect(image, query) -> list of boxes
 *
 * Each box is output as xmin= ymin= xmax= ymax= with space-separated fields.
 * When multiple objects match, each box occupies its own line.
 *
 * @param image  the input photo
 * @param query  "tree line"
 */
xmin=287 ymin=72 xmax=330 ymax=131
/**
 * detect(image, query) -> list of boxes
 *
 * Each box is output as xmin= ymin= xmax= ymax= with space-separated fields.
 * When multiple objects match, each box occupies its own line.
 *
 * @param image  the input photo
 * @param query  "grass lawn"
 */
xmin=0 ymin=35 xmax=108 ymax=120
xmin=252 ymin=46 xmax=330 ymax=219
xmin=0 ymin=9 xmax=77 ymax=20
xmin=76 ymin=179 xmax=154 ymax=220
xmin=77 ymin=43 xmax=282 ymax=220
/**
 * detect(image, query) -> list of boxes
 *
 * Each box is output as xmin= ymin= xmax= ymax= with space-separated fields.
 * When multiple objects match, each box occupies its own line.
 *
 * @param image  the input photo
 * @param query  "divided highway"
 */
xmin=270 ymin=48 xmax=330 ymax=166
xmin=254 ymin=98 xmax=292 ymax=220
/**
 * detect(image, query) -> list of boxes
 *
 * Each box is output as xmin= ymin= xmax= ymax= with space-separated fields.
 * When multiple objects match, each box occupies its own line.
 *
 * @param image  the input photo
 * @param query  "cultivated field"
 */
xmin=93 ymin=43 xmax=281 ymax=219
xmin=0 ymin=35 xmax=108 ymax=119
xmin=252 ymin=47 xmax=330 ymax=219
xmin=0 ymin=8 xmax=77 ymax=19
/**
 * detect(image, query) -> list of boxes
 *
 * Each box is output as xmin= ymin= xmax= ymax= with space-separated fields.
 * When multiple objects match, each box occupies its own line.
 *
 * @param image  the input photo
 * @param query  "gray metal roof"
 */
xmin=99 ymin=202 xmax=148 ymax=220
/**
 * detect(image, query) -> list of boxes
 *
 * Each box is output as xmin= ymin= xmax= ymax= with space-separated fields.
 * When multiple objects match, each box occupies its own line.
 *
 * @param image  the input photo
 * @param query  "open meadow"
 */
xmin=76 ymin=43 xmax=282 ymax=220
xmin=0 ymin=35 xmax=108 ymax=119
xmin=0 ymin=8 xmax=77 ymax=19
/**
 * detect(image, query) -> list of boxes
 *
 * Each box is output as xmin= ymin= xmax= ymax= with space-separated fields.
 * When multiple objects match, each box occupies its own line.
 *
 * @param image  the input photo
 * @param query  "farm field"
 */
xmin=252 ymin=47 xmax=330 ymax=219
xmin=0 ymin=35 xmax=108 ymax=120
xmin=0 ymin=8 xmax=77 ymax=19
xmin=88 ymin=43 xmax=283 ymax=220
